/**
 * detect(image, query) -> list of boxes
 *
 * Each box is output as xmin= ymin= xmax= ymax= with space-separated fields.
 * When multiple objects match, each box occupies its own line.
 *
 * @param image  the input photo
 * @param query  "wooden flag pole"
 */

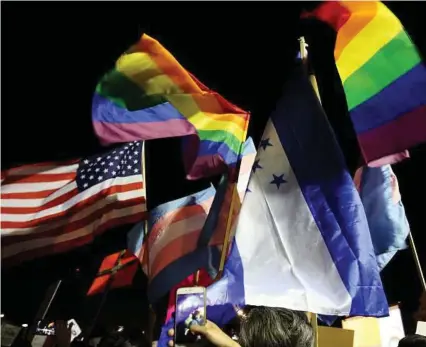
xmin=299 ymin=35 xmax=321 ymax=347
xmin=408 ymin=232 xmax=426 ymax=291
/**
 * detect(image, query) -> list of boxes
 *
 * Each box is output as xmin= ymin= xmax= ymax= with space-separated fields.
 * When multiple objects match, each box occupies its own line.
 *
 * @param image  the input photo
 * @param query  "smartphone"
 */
xmin=35 ymin=319 xmax=81 ymax=340
xmin=35 ymin=321 xmax=56 ymax=336
xmin=174 ymin=287 xmax=207 ymax=347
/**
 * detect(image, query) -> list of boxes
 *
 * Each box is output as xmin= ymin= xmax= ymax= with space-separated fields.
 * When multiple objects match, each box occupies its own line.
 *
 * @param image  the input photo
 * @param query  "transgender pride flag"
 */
xmin=127 ymin=138 xmax=256 ymax=303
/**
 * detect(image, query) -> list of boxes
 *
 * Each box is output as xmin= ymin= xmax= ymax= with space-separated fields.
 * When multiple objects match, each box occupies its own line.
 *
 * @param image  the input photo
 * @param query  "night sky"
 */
xmin=2 ymin=1 xmax=426 ymax=338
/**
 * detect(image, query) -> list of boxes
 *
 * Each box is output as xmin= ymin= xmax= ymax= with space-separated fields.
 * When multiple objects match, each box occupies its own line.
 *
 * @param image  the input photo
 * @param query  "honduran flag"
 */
xmin=158 ymin=62 xmax=388 ymax=347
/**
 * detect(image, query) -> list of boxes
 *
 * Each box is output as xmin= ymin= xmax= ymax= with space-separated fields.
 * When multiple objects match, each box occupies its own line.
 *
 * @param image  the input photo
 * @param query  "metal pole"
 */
xmin=26 ymin=280 xmax=62 ymax=342
xmin=408 ymin=232 xmax=426 ymax=291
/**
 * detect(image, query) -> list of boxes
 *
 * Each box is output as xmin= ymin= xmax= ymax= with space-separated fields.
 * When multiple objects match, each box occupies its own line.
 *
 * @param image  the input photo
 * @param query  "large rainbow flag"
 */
xmin=304 ymin=1 xmax=426 ymax=166
xmin=92 ymin=34 xmax=250 ymax=180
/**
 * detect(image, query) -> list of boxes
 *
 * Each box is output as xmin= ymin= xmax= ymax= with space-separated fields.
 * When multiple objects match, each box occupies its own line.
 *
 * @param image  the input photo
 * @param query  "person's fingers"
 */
xmin=167 ymin=340 xmax=174 ymax=347
xmin=168 ymin=329 xmax=174 ymax=337
xmin=189 ymin=324 xmax=207 ymax=335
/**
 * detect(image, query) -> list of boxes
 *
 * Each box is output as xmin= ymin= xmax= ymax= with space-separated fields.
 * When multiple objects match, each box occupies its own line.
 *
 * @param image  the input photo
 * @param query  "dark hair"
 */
xmin=238 ymin=306 xmax=314 ymax=347
xmin=398 ymin=335 xmax=426 ymax=347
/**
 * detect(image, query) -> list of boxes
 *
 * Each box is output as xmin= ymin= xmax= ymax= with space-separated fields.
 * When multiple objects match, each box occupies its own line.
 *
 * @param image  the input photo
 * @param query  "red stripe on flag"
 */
xmin=1 ymin=182 xmax=143 ymax=229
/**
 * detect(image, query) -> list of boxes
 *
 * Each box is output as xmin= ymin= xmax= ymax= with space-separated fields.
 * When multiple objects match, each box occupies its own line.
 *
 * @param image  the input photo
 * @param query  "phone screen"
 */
xmin=175 ymin=290 xmax=206 ymax=347
xmin=35 ymin=321 xmax=56 ymax=336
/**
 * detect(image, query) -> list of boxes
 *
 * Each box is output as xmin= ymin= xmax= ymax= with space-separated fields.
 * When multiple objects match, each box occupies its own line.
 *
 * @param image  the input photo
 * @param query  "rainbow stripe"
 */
xmin=305 ymin=1 xmax=426 ymax=165
xmin=92 ymin=34 xmax=250 ymax=179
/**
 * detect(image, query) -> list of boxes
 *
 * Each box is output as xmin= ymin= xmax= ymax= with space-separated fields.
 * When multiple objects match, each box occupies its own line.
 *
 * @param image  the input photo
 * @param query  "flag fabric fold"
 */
xmin=162 ymin=138 xmax=257 ymax=322
xmin=159 ymin=64 xmax=388 ymax=345
xmin=303 ymin=1 xmax=426 ymax=166
xmin=127 ymin=185 xmax=220 ymax=303
xmin=354 ymin=165 xmax=410 ymax=271
xmin=92 ymin=34 xmax=250 ymax=179
xmin=1 ymin=141 xmax=147 ymax=266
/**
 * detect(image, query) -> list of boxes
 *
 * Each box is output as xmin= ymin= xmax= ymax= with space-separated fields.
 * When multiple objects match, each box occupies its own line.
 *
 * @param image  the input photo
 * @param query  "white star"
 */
xmin=127 ymin=165 xmax=131 ymax=170
xmin=133 ymin=159 xmax=138 ymax=164
xmin=81 ymin=169 xmax=85 ymax=173
xmin=89 ymin=163 xmax=93 ymax=167
xmin=87 ymin=168 xmax=92 ymax=172
xmin=121 ymin=160 xmax=124 ymax=164
xmin=128 ymin=155 xmax=133 ymax=160
xmin=107 ymin=156 xmax=111 ymax=159
xmin=97 ymin=157 xmax=101 ymax=161
xmin=135 ymin=142 xmax=140 ymax=146
xmin=122 ymin=170 xmax=126 ymax=175
xmin=112 ymin=171 xmax=117 ymax=176
xmin=113 ymin=151 xmax=116 ymax=154
xmin=114 ymin=156 xmax=119 ymax=160
xmin=83 ymin=159 xmax=89 ymax=164
xmin=134 ymin=151 xmax=139 ymax=155
xmin=109 ymin=162 xmax=113 ymax=166
xmin=134 ymin=168 xmax=139 ymax=173
xmin=89 ymin=175 xmax=94 ymax=180
xmin=119 ymin=151 xmax=124 ymax=154
xmin=103 ymin=169 xmax=108 ymax=173
xmin=101 ymin=162 xmax=105 ymax=166
xmin=124 ymin=146 xmax=128 ymax=150
xmin=98 ymin=176 xmax=103 ymax=181
xmin=81 ymin=174 xmax=86 ymax=179
xmin=117 ymin=165 xmax=121 ymax=169
xmin=83 ymin=183 xmax=89 ymax=188
xmin=95 ymin=168 xmax=100 ymax=172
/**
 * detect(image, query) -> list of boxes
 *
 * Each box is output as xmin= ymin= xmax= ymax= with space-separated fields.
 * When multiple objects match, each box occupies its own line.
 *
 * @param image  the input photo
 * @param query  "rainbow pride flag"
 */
xmin=92 ymin=34 xmax=250 ymax=180
xmin=304 ymin=1 xmax=426 ymax=166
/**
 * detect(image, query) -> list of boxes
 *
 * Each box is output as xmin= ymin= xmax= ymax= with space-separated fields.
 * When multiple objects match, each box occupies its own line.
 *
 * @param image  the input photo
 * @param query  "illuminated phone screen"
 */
xmin=175 ymin=291 xmax=206 ymax=346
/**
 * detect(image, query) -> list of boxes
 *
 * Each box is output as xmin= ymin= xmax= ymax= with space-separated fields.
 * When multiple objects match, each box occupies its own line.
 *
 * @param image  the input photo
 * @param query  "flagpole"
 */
xmin=408 ymin=232 xmax=426 ymax=291
xmin=84 ymin=250 xmax=127 ymax=340
xmin=141 ymin=140 xmax=156 ymax=344
xmin=216 ymin=128 xmax=248 ymax=278
xmin=26 ymin=279 xmax=62 ymax=343
xmin=299 ymin=35 xmax=321 ymax=347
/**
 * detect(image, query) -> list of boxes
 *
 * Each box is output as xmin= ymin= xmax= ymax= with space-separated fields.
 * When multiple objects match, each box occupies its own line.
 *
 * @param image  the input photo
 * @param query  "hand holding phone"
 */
xmin=174 ymin=287 xmax=207 ymax=347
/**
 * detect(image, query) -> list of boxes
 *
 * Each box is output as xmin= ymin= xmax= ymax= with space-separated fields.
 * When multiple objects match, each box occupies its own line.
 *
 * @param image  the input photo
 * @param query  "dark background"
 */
xmin=2 ymin=1 xmax=425 ymax=337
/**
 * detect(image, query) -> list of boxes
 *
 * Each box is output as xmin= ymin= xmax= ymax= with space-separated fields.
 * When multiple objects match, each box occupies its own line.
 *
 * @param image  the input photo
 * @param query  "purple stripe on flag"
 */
xmin=271 ymin=66 xmax=388 ymax=317
xmin=92 ymin=119 xmax=196 ymax=145
xmin=182 ymin=138 xmax=240 ymax=179
xmin=358 ymin=105 xmax=426 ymax=164
xmin=92 ymin=94 xmax=185 ymax=123
xmin=350 ymin=63 xmax=426 ymax=134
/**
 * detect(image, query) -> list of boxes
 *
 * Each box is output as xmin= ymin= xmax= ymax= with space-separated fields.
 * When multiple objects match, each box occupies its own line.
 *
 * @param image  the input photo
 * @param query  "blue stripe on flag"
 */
xmin=270 ymin=64 xmax=388 ymax=316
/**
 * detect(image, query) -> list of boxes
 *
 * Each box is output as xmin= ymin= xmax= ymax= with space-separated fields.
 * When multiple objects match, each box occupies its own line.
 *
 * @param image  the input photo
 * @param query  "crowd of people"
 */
xmin=3 ymin=292 xmax=426 ymax=347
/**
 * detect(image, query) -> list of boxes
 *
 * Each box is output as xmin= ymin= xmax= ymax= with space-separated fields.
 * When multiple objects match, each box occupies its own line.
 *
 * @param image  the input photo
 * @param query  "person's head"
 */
xmin=238 ymin=306 xmax=314 ymax=347
xmin=398 ymin=335 xmax=426 ymax=347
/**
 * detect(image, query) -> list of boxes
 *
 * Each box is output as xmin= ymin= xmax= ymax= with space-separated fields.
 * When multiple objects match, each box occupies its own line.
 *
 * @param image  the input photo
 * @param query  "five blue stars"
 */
xmin=259 ymin=138 xmax=273 ymax=150
xmin=270 ymin=174 xmax=287 ymax=189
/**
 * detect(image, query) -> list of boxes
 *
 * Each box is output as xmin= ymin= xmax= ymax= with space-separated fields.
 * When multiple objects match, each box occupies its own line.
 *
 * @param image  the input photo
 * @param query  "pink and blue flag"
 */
xmin=354 ymin=165 xmax=410 ymax=271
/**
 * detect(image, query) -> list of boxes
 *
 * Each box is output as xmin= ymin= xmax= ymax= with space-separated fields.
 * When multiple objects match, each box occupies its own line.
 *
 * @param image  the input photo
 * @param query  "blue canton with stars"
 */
xmin=270 ymin=174 xmax=287 ymax=189
xmin=76 ymin=141 xmax=142 ymax=191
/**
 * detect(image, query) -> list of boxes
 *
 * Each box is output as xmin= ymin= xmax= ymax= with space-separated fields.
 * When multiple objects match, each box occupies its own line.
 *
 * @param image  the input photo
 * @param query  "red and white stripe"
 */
xmin=1 ymin=161 xmax=146 ymax=266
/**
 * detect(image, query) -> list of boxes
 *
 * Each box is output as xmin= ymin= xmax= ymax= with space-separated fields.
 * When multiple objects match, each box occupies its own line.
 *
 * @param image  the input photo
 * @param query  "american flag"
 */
xmin=1 ymin=141 xmax=147 ymax=266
